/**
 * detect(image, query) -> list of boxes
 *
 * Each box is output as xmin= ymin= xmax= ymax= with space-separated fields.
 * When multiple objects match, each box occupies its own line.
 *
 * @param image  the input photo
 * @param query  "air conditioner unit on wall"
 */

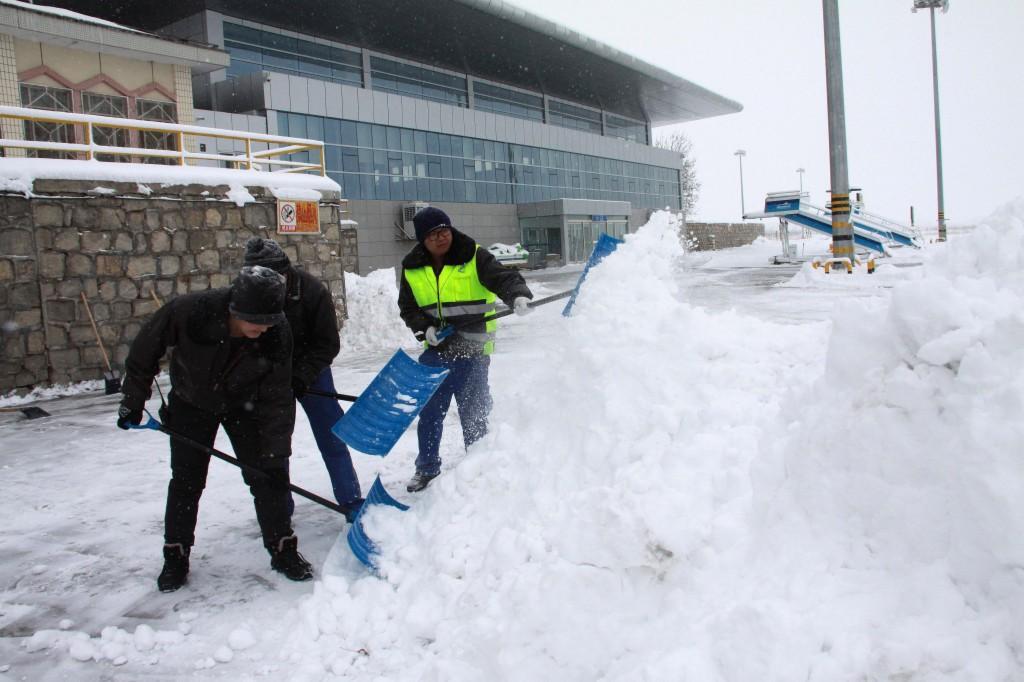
xmin=396 ymin=202 xmax=429 ymax=240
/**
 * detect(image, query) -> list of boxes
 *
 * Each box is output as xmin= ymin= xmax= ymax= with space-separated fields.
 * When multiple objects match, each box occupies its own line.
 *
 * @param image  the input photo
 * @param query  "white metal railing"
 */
xmin=0 ymin=105 xmax=324 ymax=175
xmin=852 ymin=204 xmax=924 ymax=245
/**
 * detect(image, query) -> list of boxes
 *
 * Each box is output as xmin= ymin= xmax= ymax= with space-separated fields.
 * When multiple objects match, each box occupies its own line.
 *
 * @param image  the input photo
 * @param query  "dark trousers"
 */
xmin=296 ymin=368 xmax=361 ymax=505
xmin=161 ymin=395 xmax=293 ymax=550
xmin=414 ymin=348 xmax=492 ymax=476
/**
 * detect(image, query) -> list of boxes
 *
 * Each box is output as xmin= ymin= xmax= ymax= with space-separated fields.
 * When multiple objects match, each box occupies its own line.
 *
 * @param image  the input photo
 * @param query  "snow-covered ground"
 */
xmin=1 ymin=201 xmax=1022 ymax=680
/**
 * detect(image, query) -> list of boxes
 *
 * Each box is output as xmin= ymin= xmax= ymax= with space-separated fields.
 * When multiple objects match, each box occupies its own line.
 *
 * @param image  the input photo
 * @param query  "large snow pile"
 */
xmin=337 ymin=268 xmax=415 ymax=354
xmin=277 ymin=205 xmax=1023 ymax=679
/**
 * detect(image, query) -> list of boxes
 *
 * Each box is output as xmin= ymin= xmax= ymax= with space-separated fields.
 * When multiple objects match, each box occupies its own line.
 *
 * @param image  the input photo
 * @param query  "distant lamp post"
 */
xmin=734 ymin=149 xmax=747 ymax=218
xmin=796 ymin=167 xmax=805 ymax=195
xmin=912 ymin=0 xmax=949 ymax=241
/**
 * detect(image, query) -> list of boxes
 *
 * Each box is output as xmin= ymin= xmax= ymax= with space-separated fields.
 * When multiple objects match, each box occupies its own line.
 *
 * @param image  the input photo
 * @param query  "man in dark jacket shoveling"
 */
xmin=117 ymin=265 xmax=313 ymax=592
xmin=398 ymin=207 xmax=533 ymax=493
xmin=242 ymin=238 xmax=363 ymax=521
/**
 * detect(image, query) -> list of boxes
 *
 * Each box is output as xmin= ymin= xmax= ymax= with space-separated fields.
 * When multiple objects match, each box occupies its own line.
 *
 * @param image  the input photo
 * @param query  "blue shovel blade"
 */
xmin=331 ymin=349 xmax=449 ymax=456
xmin=347 ymin=475 xmax=409 ymax=570
xmin=562 ymin=232 xmax=623 ymax=316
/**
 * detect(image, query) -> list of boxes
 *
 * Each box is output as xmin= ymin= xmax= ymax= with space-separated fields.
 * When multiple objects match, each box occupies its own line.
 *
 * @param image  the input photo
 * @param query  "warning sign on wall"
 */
xmin=277 ymin=200 xmax=320 ymax=234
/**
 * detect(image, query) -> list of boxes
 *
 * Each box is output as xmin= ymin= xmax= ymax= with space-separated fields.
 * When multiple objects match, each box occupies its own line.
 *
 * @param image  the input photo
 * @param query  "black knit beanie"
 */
xmin=413 ymin=207 xmax=452 ymax=243
xmin=243 ymin=237 xmax=291 ymax=273
xmin=229 ymin=265 xmax=286 ymax=325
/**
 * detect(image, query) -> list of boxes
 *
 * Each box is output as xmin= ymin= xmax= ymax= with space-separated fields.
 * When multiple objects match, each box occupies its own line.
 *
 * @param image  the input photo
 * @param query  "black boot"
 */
xmin=406 ymin=470 xmax=439 ymax=493
xmin=269 ymin=535 xmax=313 ymax=581
xmin=157 ymin=543 xmax=190 ymax=592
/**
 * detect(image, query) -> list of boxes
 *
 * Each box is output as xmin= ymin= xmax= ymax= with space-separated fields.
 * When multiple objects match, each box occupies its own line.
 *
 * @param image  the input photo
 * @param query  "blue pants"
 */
xmin=296 ymin=368 xmax=361 ymax=505
xmin=415 ymin=348 xmax=492 ymax=476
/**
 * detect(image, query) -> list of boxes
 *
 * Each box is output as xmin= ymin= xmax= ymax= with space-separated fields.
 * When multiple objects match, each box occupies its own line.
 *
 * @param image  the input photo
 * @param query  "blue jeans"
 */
xmin=296 ymin=368 xmax=362 ymax=505
xmin=415 ymin=348 xmax=492 ymax=476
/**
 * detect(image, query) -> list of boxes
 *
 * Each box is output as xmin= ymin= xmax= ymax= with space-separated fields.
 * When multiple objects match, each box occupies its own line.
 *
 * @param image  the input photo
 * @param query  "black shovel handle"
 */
xmin=437 ymin=288 xmax=573 ymax=339
xmin=131 ymin=415 xmax=346 ymax=516
xmin=304 ymin=388 xmax=359 ymax=402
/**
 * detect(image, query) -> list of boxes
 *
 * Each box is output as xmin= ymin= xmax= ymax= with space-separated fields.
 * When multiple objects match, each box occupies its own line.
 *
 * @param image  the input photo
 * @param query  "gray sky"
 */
xmin=505 ymin=0 xmax=1023 ymax=226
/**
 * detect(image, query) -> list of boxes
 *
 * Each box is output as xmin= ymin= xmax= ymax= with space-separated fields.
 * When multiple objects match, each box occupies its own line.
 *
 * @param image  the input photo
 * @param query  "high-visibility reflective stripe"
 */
xmin=432 ymin=303 xmax=494 ymax=316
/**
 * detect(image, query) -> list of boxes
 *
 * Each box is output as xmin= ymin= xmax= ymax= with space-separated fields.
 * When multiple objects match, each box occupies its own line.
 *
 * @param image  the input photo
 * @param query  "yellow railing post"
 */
xmin=178 ymin=131 xmax=186 ymax=166
xmin=84 ymin=122 xmax=92 ymax=161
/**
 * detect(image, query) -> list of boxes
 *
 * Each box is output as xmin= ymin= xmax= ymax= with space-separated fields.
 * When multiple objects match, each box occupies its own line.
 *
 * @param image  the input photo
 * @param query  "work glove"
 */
xmin=513 ymin=296 xmax=532 ymax=316
xmin=117 ymin=404 xmax=143 ymax=430
xmin=425 ymin=326 xmax=442 ymax=347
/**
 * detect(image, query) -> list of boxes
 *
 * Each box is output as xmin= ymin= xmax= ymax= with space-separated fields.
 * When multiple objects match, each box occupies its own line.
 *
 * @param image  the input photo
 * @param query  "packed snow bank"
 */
xmin=296 ymin=205 xmax=1021 ymax=679
xmin=750 ymin=198 xmax=1024 ymax=678
xmin=287 ymin=212 xmax=838 ymax=678
xmin=337 ymin=268 xmax=416 ymax=354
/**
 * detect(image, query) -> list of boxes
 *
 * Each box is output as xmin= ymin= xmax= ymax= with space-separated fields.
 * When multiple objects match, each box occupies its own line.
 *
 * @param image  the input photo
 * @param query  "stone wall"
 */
xmin=0 ymin=180 xmax=356 ymax=394
xmin=684 ymin=222 xmax=764 ymax=251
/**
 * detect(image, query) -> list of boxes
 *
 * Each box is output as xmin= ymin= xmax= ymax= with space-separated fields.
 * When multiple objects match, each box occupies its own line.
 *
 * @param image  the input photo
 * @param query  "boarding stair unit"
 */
xmin=747 ymin=191 xmax=924 ymax=255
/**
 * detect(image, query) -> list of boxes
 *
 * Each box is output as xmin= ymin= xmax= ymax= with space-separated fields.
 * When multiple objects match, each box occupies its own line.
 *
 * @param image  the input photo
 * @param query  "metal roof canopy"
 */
xmin=44 ymin=0 xmax=741 ymax=126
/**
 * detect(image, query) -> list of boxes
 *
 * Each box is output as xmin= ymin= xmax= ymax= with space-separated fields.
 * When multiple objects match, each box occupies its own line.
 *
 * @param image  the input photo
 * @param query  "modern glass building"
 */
xmin=50 ymin=0 xmax=742 ymax=273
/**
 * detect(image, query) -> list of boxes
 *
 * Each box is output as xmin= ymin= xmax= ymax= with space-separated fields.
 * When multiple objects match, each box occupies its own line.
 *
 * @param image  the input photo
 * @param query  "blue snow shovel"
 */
xmin=562 ymin=232 xmax=624 ymax=316
xmin=331 ymin=349 xmax=450 ymax=456
xmin=346 ymin=475 xmax=409 ymax=570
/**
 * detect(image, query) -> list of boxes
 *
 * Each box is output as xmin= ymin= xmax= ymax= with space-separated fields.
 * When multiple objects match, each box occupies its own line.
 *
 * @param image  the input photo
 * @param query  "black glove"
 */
xmin=117 ymin=404 xmax=143 ymax=430
xmin=291 ymin=379 xmax=308 ymax=399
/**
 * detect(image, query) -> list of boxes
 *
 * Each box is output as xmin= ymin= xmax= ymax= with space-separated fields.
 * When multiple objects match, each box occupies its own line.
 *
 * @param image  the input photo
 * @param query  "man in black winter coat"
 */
xmin=398 ymin=207 xmax=533 ymax=492
xmin=118 ymin=265 xmax=313 ymax=592
xmin=242 ymin=238 xmax=363 ymax=520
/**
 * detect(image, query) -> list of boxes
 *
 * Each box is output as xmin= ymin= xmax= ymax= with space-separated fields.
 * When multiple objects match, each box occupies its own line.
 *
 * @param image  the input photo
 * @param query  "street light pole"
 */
xmin=796 ymin=167 xmax=805 ymax=194
xmin=734 ymin=149 xmax=746 ymax=218
xmin=913 ymin=0 xmax=949 ymax=241
xmin=822 ymin=0 xmax=853 ymax=266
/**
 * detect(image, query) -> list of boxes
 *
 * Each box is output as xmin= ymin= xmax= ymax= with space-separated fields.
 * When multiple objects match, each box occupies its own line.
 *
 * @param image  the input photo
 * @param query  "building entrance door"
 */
xmin=566 ymin=221 xmax=602 ymax=263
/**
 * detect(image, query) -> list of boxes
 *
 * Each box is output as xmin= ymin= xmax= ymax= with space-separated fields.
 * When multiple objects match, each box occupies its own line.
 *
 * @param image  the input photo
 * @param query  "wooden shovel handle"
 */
xmin=79 ymin=291 xmax=112 ymax=372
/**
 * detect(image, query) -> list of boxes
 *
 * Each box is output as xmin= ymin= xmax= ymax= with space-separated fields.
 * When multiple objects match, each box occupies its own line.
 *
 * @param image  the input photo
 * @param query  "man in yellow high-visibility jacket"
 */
xmin=398 ymin=207 xmax=533 ymax=492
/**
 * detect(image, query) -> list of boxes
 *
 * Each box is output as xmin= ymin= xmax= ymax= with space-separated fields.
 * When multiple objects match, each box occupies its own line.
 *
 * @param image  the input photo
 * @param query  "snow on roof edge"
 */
xmin=0 ymin=0 xmax=148 ymax=35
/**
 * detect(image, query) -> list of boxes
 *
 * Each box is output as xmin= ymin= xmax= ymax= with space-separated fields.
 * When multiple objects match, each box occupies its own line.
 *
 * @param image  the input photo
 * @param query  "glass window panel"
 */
xmin=386 ymin=126 xmax=401 ymax=151
xmin=356 ymin=123 xmax=371 ymax=147
xmin=227 ymin=60 xmax=262 ymax=79
xmin=306 ymin=116 xmax=324 ymax=141
xmin=224 ymin=41 xmax=262 ymax=63
xmin=262 ymin=49 xmax=298 ymax=72
xmin=300 ymin=57 xmax=333 ymax=78
xmin=339 ymin=120 xmax=357 ymax=145
xmin=261 ymin=32 xmax=296 ymax=51
xmin=287 ymin=113 xmax=307 ymax=138
xmin=223 ymin=23 xmax=261 ymax=44
xmin=324 ymin=118 xmax=341 ymax=144
xmin=324 ymin=146 xmax=341 ymax=171
xmin=371 ymin=124 xmax=386 ymax=149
